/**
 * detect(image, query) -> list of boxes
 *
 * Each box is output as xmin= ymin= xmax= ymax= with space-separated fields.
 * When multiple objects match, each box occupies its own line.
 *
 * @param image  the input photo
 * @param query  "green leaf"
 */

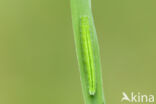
xmin=70 ymin=0 xmax=106 ymax=104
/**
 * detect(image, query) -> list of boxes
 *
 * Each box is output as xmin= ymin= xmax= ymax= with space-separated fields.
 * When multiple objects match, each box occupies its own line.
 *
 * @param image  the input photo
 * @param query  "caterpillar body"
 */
xmin=80 ymin=16 xmax=96 ymax=95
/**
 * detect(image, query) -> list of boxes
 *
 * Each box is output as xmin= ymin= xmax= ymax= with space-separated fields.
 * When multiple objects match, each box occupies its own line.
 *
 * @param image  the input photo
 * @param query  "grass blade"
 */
xmin=70 ymin=0 xmax=105 ymax=104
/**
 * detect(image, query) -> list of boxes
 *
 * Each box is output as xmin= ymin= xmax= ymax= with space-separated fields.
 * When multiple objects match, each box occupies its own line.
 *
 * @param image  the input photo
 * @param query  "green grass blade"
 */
xmin=70 ymin=0 xmax=105 ymax=104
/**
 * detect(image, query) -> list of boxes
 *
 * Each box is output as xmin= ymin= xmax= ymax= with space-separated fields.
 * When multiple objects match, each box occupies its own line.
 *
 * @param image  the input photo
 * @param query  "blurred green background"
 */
xmin=0 ymin=0 xmax=156 ymax=104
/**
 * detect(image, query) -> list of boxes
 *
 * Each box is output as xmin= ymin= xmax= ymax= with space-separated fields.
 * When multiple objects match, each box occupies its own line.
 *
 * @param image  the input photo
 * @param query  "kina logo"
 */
xmin=121 ymin=92 xmax=154 ymax=103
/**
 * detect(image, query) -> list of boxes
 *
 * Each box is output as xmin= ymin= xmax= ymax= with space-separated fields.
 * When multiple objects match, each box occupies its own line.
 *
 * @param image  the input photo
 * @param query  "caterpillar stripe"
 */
xmin=80 ymin=16 xmax=96 ymax=95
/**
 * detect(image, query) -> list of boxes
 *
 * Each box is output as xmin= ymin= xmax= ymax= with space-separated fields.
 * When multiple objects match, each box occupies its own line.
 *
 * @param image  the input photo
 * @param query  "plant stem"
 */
xmin=70 ymin=0 xmax=105 ymax=104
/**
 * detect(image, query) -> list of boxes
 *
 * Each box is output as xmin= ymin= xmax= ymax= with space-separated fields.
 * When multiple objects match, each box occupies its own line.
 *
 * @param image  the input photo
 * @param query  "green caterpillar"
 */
xmin=80 ymin=16 xmax=96 ymax=95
